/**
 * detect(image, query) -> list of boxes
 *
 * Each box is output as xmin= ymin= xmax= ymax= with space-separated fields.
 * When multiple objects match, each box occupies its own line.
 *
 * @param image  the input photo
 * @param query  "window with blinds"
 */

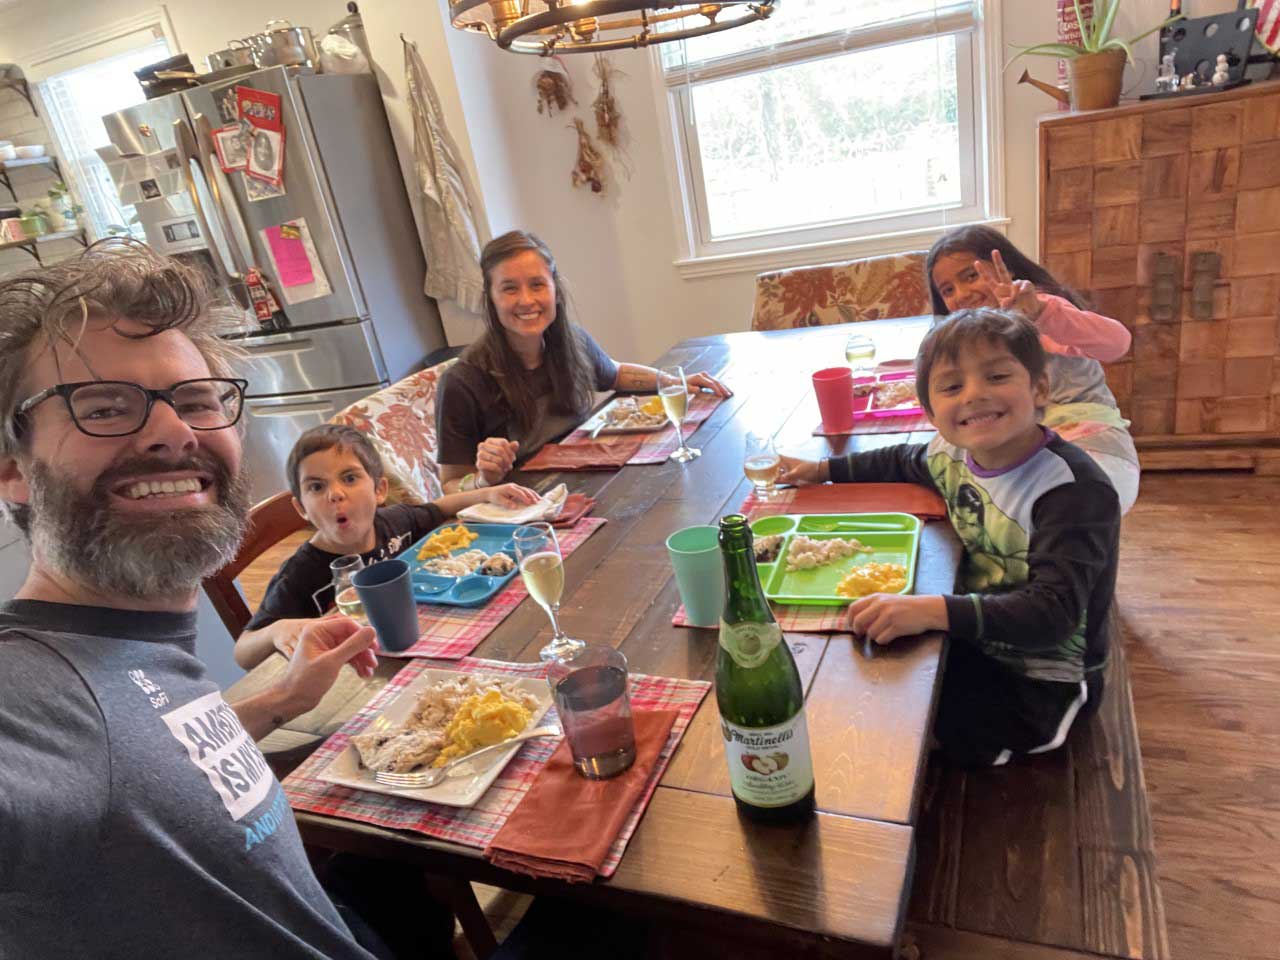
xmin=656 ymin=1 xmax=1000 ymax=265
xmin=38 ymin=31 xmax=170 ymax=241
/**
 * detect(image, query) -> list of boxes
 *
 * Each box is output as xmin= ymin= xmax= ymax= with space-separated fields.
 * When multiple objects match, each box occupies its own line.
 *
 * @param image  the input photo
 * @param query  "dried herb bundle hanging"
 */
xmin=592 ymin=54 xmax=623 ymax=146
xmin=535 ymin=67 xmax=575 ymax=115
xmin=569 ymin=118 xmax=605 ymax=193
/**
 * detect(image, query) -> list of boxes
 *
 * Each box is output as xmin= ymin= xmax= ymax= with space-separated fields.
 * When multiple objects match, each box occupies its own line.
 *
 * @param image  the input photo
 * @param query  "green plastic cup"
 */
xmin=666 ymin=525 xmax=724 ymax=628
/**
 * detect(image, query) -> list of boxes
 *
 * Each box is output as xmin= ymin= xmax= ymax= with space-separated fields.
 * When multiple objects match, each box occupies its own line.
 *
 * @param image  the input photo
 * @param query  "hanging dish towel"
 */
xmin=403 ymin=36 xmax=487 ymax=313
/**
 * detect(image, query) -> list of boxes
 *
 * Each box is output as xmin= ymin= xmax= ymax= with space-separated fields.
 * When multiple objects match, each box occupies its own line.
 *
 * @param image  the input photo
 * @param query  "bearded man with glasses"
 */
xmin=0 ymin=241 xmax=386 ymax=959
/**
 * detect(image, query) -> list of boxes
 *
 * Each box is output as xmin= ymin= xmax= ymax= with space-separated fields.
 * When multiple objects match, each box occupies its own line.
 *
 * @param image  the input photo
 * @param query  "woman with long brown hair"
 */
xmin=436 ymin=230 xmax=729 ymax=490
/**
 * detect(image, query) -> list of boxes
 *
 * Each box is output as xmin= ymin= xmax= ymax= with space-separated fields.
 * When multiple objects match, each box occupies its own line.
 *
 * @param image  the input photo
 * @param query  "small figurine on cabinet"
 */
xmin=1155 ymin=52 xmax=1178 ymax=93
xmin=1180 ymin=72 xmax=1199 ymax=90
xmin=1212 ymin=54 xmax=1230 ymax=85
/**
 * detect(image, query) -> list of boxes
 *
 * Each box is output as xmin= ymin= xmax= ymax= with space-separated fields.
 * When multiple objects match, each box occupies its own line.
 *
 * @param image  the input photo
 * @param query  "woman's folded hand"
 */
xmin=476 ymin=437 xmax=519 ymax=484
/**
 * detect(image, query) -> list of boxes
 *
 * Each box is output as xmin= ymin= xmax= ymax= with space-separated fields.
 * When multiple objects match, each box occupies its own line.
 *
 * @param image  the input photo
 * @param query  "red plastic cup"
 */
xmin=812 ymin=367 xmax=855 ymax=433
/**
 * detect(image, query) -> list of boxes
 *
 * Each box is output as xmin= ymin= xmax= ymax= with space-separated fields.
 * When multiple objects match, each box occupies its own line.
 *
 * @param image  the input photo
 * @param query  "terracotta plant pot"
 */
xmin=1066 ymin=48 xmax=1127 ymax=111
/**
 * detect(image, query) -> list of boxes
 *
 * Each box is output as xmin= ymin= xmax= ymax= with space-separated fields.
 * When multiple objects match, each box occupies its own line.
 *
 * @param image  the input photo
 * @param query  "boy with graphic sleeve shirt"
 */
xmin=780 ymin=308 xmax=1120 ymax=766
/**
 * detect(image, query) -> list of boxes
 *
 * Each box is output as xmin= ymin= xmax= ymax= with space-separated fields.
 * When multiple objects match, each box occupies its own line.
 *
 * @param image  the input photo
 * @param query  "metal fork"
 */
xmin=373 ymin=725 xmax=561 ymax=789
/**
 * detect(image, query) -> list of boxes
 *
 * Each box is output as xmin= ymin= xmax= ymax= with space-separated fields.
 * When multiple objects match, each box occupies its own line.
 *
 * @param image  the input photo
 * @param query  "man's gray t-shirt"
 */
xmin=0 ymin=600 xmax=373 ymax=959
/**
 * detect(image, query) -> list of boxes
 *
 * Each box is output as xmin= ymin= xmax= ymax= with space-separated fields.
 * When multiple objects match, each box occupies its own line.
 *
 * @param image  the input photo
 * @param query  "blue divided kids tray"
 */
xmin=396 ymin=522 xmax=521 ymax=608
xmin=750 ymin=513 xmax=922 ymax=606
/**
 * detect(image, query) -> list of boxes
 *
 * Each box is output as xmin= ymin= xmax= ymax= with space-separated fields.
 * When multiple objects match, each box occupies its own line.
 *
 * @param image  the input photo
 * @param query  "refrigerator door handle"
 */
xmin=172 ymin=118 xmax=252 ymax=311
xmin=241 ymin=338 xmax=315 ymax=357
xmin=247 ymin=400 xmax=338 ymax=417
xmin=191 ymin=113 xmax=256 ymax=281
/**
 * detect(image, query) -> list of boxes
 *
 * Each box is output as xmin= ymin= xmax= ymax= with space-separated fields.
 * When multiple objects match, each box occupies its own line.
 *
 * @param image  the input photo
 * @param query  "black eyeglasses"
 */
xmin=15 ymin=378 xmax=248 ymax=438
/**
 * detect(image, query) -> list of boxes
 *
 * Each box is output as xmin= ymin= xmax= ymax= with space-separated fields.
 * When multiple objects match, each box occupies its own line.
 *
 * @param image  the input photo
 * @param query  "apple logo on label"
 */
xmin=740 ymin=752 xmax=789 ymax=775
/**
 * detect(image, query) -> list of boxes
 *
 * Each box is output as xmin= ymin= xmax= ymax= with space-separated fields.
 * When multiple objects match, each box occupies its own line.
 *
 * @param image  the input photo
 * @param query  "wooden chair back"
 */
xmin=203 ymin=490 xmax=308 ymax=637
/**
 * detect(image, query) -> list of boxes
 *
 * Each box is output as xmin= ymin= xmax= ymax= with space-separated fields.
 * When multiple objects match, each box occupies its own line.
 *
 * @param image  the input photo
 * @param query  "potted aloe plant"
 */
xmin=1015 ymin=0 xmax=1183 ymax=110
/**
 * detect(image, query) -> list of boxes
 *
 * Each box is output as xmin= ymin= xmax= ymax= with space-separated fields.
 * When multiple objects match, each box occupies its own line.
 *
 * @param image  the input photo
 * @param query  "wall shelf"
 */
xmin=0 ymin=64 xmax=35 ymax=117
xmin=0 ymin=155 xmax=63 ymax=204
xmin=0 ymin=228 xmax=88 ymax=263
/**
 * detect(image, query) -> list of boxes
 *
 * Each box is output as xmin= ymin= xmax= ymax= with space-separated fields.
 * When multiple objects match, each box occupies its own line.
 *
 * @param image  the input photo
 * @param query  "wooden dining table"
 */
xmin=227 ymin=317 xmax=962 ymax=959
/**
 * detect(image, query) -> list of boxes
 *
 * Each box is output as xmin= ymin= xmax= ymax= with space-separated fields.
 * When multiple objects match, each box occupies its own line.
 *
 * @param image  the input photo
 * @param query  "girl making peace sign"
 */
xmin=926 ymin=225 xmax=1139 ymax=512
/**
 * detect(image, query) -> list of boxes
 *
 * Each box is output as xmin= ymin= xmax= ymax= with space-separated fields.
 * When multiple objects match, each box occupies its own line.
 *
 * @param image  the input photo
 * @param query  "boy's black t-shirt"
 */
xmin=244 ymin=503 xmax=444 ymax=632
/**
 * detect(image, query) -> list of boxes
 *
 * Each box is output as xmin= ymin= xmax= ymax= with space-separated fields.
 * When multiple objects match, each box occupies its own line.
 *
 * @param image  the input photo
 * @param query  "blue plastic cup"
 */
xmin=352 ymin=559 xmax=419 ymax=653
xmin=666 ymin=525 xmax=724 ymax=628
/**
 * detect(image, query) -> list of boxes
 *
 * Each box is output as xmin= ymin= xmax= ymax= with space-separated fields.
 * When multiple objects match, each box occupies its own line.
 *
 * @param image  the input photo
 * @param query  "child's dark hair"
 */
xmin=915 ymin=308 xmax=1047 ymax=417
xmin=286 ymin=424 xmax=384 ymax=499
xmin=925 ymin=225 xmax=1088 ymax=315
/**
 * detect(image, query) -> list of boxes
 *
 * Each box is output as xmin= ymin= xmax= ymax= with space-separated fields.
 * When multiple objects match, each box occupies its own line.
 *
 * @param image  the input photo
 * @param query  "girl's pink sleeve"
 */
xmin=1036 ymin=294 xmax=1132 ymax=362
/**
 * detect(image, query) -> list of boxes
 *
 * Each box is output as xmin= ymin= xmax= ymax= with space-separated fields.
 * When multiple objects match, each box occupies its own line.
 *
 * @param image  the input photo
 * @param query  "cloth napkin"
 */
xmin=456 ymin=483 xmax=568 ymax=524
xmin=521 ymin=437 xmax=643 ymax=472
xmin=551 ymin=493 xmax=595 ymax=528
xmin=484 ymin=708 xmax=678 ymax=882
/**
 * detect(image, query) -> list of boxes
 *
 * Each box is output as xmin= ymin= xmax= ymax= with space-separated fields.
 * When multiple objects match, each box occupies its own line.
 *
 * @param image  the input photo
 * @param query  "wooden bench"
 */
xmin=906 ymin=610 xmax=1170 ymax=959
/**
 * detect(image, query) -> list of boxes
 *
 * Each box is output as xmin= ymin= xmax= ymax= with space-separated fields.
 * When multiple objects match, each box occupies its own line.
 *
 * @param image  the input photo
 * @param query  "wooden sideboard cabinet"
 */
xmin=1038 ymin=81 xmax=1280 ymax=472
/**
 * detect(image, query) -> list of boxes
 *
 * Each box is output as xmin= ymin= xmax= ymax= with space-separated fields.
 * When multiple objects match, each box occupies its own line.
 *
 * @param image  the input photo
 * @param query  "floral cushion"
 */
xmin=330 ymin=358 xmax=457 ymax=505
xmin=750 ymin=251 xmax=931 ymax=331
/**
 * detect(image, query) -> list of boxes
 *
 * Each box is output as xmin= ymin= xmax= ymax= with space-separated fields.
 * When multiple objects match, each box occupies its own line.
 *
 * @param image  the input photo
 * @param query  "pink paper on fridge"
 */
xmin=264 ymin=224 xmax=314 ymax=287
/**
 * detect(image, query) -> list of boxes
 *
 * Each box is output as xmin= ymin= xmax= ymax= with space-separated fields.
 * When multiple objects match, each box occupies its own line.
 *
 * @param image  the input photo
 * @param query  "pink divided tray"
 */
xmin=851 ymin=370 xmax=923 ymax=420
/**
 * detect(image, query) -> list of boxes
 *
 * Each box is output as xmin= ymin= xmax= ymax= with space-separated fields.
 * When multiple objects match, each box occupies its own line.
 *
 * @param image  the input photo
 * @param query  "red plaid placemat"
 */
xmin=523 ymin=393 xmax=725 ymax=471
xmin=283 ymin=657 xmax=711 ymax=878
xmin=385 ymin=518 xmax=607 ymax=660
xmin=813 ymin=412 xmax=934 ymax=437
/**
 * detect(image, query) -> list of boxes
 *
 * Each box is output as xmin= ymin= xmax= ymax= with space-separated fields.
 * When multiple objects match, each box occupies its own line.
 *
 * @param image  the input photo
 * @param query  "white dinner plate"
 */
xmin=316 ymin=669 xmax=554 ymax=807
xmin=579 ymin=396 xmax=670 ymax=434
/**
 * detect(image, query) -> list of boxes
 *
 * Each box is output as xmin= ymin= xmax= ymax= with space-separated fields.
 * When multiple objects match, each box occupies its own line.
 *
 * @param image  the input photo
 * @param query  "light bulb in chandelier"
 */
xmin=450 ymin=1 xmax=777 ymax=55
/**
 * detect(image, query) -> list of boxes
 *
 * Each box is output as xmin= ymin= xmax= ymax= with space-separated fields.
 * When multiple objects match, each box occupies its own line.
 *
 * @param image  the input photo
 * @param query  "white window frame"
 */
xmin=652 ymin=0 xmax=1007 ymax=280
xmin=24 ymin=9 xmax=180 ymax=243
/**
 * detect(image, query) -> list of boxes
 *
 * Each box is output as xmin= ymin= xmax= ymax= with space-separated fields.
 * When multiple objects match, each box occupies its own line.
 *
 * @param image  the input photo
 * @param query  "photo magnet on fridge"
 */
xmin=236 ymin=85 xmax=286 ymax=188
xmin=212 ymin=126 xmax=247 ymax=172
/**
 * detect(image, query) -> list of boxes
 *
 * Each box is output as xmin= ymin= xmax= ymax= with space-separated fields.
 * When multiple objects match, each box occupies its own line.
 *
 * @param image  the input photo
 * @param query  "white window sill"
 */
xmin=673 ymin=217 xmax=1011 ymax=282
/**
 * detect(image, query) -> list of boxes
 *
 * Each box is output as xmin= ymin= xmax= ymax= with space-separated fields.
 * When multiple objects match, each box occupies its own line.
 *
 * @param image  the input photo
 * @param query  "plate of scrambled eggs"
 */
xmin=580 ymin=395 xmax=670 ymax=434
xmin=318 ymin=670 xmax=554 ymax=806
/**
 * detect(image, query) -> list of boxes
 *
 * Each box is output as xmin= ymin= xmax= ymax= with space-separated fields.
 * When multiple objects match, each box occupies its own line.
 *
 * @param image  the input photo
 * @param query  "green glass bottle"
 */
xmin=715 ymin=514 xmax=816 ymax=822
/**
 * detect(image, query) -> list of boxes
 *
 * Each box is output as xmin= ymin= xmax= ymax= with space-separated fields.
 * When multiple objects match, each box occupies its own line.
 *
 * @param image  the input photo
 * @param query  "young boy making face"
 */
xmin=779 ymin=309 xmax=1120 ymax=766
xmin=235 ymin=425 xmax=540 ymax=669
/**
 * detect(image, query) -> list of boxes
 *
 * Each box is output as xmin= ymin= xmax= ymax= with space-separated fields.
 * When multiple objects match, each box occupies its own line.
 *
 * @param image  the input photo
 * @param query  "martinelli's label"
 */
xmin=718 ymin=619 xmax=783 ymax=669
xmin=721 ymin=712 xmax=815 ymax=808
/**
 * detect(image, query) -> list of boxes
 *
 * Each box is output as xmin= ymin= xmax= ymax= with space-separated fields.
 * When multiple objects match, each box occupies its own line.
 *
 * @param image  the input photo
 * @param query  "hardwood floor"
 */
xmin=1116 ymin=473 xmax=1280 ymax=960
xmin=242 ymin=474 xmax=1280 ymax=959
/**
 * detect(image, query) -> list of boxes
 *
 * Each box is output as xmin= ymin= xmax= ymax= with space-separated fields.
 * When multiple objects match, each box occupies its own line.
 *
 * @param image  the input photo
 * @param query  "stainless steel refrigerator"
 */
xmin=100 ymin=67 xmax=445 ymax=503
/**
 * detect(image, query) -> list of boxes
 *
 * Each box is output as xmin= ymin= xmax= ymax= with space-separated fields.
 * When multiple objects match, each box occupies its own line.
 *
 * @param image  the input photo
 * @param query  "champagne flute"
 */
xmin=845 ymin=332 xmax=877 ymax=375
xmin=514 ymin=522 xmax=585 ymax=662
xmin=743 ymin=432 xmax=781 ymax=501
xmin=330 ymin=554 xmax=366 ymax=623
xmin=658 ymin=364 xmax=700 ymax=463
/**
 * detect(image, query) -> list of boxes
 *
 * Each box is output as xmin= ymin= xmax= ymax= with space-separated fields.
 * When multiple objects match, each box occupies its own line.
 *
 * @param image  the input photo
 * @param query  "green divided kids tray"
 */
xmin=749 ymin=513 xmax=922 ymax=606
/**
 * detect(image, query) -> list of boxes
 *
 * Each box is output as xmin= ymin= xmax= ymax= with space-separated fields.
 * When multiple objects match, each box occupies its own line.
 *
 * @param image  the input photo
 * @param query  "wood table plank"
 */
xmin=296 ymin=791 xmax=915 ymax=952
xmin=805 ymin=632 xmax=943 ymax=824
xmin=609 ymin=789 xmax=913 ymax=949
